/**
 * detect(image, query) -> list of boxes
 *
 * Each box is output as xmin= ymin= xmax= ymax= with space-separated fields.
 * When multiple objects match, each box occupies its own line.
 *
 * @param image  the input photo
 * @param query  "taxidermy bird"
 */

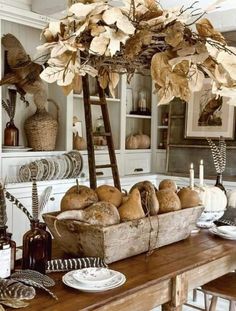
xmin=0 ymin=33 xmax=47 ymax=105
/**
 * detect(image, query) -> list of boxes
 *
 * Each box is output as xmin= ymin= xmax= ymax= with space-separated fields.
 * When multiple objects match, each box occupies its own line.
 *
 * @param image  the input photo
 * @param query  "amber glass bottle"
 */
xmin=22 ymin=220 xmax=48 ymax=274
xmin=39 ymin=222 xmax=52 ymax=261
xmin=4 ymin=120 xmax=19 ymax=146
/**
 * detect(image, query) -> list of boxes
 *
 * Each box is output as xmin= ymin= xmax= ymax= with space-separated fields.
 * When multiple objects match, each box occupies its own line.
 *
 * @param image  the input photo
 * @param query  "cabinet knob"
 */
xmin=96 ymin=171 xmax=104 ymax=176
xmin=134 ymin=168 xmax=143 ymax=172
xmin=50 ymin=197 xmax=55 ymax=201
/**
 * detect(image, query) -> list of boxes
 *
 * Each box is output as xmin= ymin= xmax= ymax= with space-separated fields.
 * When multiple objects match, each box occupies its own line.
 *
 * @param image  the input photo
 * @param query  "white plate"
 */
xmin=216 ymin=226 xmax=236 ymax=237
xmin=62 ymin=270 xmax=126 ymax=292
xmin=2 ymin=147 xmax=32 ymax=152
xmin=209 ymin=227 xmax=236 ymax=240
xmin=73 ymin=267 xmax=117 ymax=285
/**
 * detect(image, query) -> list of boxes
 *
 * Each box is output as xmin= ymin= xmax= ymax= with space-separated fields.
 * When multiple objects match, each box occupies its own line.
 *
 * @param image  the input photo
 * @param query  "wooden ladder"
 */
xmin=82 ymin=75 xmax=121 ymax=191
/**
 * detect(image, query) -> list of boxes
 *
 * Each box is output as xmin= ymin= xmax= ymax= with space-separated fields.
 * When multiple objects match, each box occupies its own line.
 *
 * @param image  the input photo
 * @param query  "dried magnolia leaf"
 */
xmin=108 ymin=71 xmax=120 ymax=97
xmin=169 ymin=52 xmax=209 ymax=68
xmin=188 ymin=65 xmax=205 ymax=92
xmin=151 ymin=51 xmax=172 ymax=88
xmin=196 ymin=18 xmax=226 ymax=44
xmin=103 ymin=27 xmax=129 ymax=57
xmin=90 ymin=24 xmax=105 ymax=36
xmin=165 ymin=21 xmax=184 ymax=47
xmin=90 ymin=35 xmax=109 ymax=55
xmin=98 ymin=68 xmax=109 ymax=89
xmin=216 ymin=46 xmax=236 ymax=80
xmin=69 ymin=2 xmax=99 ymax=20
xmin=124 ymin=29 xmax=152 ymax=60
xmin=73 ymin=74 xmax=83 ymax=93
xmin=157 ymin=87 xmax=174 ymax=106
xmin=61 ymin=83 xmax=73 ymax=95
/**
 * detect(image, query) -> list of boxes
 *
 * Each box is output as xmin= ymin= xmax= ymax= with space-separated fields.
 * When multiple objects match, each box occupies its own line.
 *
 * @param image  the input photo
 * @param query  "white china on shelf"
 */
xmin=2 ymin=146 xmax=32 ymax=152
xmin=62 ymin=269 xmax=126 ymax=292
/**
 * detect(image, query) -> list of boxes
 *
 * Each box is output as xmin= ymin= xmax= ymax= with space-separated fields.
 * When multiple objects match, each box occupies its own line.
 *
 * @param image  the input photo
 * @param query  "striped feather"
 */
xmin=32 ymin=179 xmax=39 ymax=220
xmin=46 ymin=257 xmax=108 ymax=273
xmin=11 ymin=279 xmax=58 ymax=300
xmin=207 ymin=138 xmax=221 ymax=173
xmin=219 ymin=136 xmax=226 ymax=173
xmin=11 ymin=270 xmax=55 ymax=288
xmin=5 ymin=191 xmax=33 ymax=222
xmin=0 ymin=278 xmax=35 ymax=300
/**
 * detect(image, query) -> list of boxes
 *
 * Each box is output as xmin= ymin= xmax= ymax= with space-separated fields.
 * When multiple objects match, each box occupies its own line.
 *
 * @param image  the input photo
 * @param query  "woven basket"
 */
xmin=24 ymin=99 xmax=59 ymax=151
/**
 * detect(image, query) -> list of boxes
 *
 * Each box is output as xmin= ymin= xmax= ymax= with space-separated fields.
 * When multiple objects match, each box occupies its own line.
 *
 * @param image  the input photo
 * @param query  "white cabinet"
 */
xmin=124 ymin=151 xmax=151 ymax=175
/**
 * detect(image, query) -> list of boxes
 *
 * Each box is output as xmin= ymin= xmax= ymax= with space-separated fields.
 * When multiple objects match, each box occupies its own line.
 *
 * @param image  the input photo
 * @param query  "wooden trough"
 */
xmin=43 ymin=205 xmax=203 ymax=264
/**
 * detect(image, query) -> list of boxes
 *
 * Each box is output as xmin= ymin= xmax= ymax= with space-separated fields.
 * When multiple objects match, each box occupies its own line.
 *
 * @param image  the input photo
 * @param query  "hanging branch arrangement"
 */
xmin=206 ymin=136 xmax=226 ymax=174
xmin=36 ymin=0 xmax=236 ymax=105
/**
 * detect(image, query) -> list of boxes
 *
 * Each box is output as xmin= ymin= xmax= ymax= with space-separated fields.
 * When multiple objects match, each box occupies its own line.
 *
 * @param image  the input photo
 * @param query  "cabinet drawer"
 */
xmin=81 ymin=153 xmax=121 ymax=179
xmin=124 ymin=153 xmax=151 ymax=175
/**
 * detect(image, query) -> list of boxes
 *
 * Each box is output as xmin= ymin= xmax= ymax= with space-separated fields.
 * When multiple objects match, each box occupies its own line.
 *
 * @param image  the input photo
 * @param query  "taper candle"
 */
xmin=199 ymin=159 xmax=204 ymax=187
xmin=189 ymin=163 xmax=194 ymax=189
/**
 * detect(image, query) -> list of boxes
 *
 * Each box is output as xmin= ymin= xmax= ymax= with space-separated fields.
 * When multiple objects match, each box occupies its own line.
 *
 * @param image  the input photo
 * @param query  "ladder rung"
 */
xmin=93 ymin=132 xmax=111 ymax=137
xmin=90 ymin=101 xmax=105 ymax=105
xmin=95 ymin=164 xmax=116 ymax=169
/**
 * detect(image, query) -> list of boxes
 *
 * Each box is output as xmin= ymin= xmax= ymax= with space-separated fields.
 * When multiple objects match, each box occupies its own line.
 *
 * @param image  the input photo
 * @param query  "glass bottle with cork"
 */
xmin=22 ymin=179 xmax=50 ymax=274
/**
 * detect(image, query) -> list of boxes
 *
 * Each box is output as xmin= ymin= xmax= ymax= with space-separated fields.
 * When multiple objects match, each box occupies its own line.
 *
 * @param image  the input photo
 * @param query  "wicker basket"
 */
xmin=24 ymin=99 xmax=59 ymax=151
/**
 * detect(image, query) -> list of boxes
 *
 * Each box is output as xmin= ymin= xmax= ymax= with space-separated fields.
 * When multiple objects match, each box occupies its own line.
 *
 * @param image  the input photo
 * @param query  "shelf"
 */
xmin=156 ymin=149 xmax=167 ymax=153
xmin=73 ymin=94 xmax=121 ymax=103
xmin=125 ymin=149 xmax=152 ymax=153
xmin=157 ymin=125 xmax=168 ymax=129
xmin=1 ymin=150 xmax=66 ymax=158
xmin=126 ymin=114 xmax=151 ymax=119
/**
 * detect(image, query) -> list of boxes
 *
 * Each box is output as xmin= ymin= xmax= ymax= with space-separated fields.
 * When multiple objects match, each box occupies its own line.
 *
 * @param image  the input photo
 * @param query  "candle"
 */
xmin=199 ymin=159 xmax=204 ymax=187
xmin=189 ymin=163 xmax=194 ymax=189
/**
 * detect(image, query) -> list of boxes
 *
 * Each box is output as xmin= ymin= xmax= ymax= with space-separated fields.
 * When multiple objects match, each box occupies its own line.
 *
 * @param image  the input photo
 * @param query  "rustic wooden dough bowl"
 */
xmin=43 ymin=205 xmax=203 ymax=264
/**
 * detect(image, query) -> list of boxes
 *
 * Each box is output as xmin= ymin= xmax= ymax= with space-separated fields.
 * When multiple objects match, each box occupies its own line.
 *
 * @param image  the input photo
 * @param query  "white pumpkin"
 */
xmin=227 ymin=190 xmax=236 ymax=208
xmin=196 ymin=186 xmax=227 ymax=212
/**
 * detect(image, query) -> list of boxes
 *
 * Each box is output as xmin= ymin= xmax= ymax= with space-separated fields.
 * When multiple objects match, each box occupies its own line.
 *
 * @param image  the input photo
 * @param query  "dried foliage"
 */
xmin=39 ymin=0 xmax=236 ymax=105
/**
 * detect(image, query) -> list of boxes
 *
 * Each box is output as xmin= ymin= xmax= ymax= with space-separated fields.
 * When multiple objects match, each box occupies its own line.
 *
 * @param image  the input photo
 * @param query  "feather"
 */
xmin=5 ymin=191 xmax=33 ymax=222
xmin=11 ymin=270 xmax=55 ymax=288
xmin=11 ymin=279 xmax=58 ymax=301
xmin=219 ymin=136 xmax=226 ymax=173
xmin=207 ymin=137 xmax=227 ymax=174
xmin=32 ymin=179 xmax=39 ymax=220
xmin=0 ymin=278 xmax=35 ymax=300
xmin=0 ymin=299 xmax=29 ymax=308
xmin=0 ymin=183 xmax=7 ymax=228
xmin=46 ymin=257 xmax=108 ymax=273
xmin=39 ymin=187 xmax=52 ymax=214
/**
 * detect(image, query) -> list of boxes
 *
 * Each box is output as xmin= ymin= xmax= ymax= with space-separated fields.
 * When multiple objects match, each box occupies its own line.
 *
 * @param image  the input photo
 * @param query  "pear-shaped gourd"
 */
xmin=73 ymin=133 xmax=86 ymax=150
xmin=118 ymin=188 xmax=145 ymax=221
xmin=177 ymin=187 xmax=201 ymax=209
xmin=159 ymin=179 xmax=177 ymax=192
xmin=156 ymin=189 xmax=181 ymax=214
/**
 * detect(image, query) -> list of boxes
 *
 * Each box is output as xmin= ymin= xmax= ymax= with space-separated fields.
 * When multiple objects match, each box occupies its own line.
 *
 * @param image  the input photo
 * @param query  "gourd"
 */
xmin=95 ymin=185 xmax=122 ymax=207
xmin=156 ymin=189 xmax=181 ymax=214
xmin=159 ymin=179 xmax=177 ymax=192
xmin=125 ymin=133 xmax=150 ymax=149
xmin=196 ymin=186 xmax=227 ymax=212
xmin=73 ymin=133 xmax=86 ymax=150
xmin=227 ymin=190 xmax=236 ymax=208
xmin=129 ymin=180 xmax=159 ymax=215
xmin=61 ymin=185 xmax=98 ymax=211
xmin=57 ymin=201 xmax=120 ymax=226
xmin=118 ymin=188 xmax=145 ymax=221
xmin=177 ymin=187 xmax=201 ymax=209
xmin=126 ymin=134 xmax=139 ymax=149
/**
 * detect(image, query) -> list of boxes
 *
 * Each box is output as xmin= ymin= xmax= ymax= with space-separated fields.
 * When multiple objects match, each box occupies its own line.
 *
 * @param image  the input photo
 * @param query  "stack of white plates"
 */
xmin=62 ymin=267 xmax=126 ymax=292
xmin=209 ymin=225 xmax=236 ymax=240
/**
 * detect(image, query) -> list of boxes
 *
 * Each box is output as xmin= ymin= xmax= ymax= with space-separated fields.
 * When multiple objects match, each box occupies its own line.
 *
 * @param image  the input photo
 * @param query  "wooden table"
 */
xmin=11 ymin=230 xmax=236 ymax=311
